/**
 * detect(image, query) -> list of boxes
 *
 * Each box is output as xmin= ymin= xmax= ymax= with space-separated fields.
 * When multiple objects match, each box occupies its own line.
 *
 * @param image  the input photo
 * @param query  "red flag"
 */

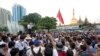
xmin=57 ymin=9 xmax=64 ymax=24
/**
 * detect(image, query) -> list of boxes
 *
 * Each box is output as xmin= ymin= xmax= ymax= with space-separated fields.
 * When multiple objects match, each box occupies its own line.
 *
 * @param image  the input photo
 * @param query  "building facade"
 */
xmin=12 ymin=4 xmax=26 ymax=21
xmin=0 ymin=7 xmax=11 ymax=28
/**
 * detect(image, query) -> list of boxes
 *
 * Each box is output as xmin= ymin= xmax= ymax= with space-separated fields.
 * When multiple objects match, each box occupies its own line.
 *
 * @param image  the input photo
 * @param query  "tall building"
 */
xmin=70 ymin=9 xmax=78 ymax=25
xmin=12 ymin=4 xmax=26 ymax=21
xmin=0 ymin=7 xmax=11 ymax=27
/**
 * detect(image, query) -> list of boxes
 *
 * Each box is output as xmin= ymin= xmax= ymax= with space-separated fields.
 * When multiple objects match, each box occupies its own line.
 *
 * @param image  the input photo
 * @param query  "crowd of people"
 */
xmin=0 ymin=30 xmax=100 ymax=56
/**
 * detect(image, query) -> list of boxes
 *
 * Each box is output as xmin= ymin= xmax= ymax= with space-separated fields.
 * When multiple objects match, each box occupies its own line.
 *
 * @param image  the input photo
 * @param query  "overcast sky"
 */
xmin=0 ymin=0 xmax=100 ymax=24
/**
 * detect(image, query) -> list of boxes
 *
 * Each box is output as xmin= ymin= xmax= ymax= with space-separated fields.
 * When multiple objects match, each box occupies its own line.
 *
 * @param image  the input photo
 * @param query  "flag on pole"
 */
xmin=57 ymin=9 xmax=64 ymax=24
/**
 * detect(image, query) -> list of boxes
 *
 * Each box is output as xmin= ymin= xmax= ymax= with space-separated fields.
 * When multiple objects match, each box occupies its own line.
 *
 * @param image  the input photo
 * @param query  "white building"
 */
xmin=57 ymin=25 xmax=79 ymax=30
xmin=0 ymin=8 xmax=11 ymax=28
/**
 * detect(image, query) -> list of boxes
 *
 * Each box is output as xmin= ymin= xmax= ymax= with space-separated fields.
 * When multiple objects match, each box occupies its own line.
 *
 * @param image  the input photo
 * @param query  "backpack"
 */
xmin=31 ymin=47 xmax=42 ymax=56
xmin=19 ymin=48 xmax=30 ymax=56
xmin=58 ymin=51 xmax=66 ymax=56
xmin=45 ymin=46 xmax=53 ymax=56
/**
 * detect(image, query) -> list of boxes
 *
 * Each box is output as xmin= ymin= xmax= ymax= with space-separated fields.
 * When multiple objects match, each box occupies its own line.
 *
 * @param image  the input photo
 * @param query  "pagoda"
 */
xmin=70 ymin=9 xmax=78 ymax=25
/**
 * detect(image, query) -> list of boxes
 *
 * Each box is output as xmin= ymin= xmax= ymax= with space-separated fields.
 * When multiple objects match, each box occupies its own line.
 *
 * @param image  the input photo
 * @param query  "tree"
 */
xmin=84 ymin=17 xmax=89 ymax=25
xmin=19 ymin=13 xmax=41 ymax=30
xmin=79 ymin=17 xmax=91 ymax=29
xmin=0 ymin=27 xmax=8 ymax=32
xmin=78 ymin=17 xmax=83 ymax=25
xmin=37 ymin=16 xmax=57 ymax=30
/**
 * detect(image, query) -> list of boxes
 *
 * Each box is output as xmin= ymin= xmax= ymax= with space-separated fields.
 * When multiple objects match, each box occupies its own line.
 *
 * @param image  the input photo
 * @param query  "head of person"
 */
xmin=80 ymin=45 xmax=87 ymax=52
xmin=67 ymin=49 xmax=73 ymax=56
xmin=72 ymin=37 xmax=76 ymax=42
xmin=29 ymin=41 xmax=34 ymax=47
xmin=96 ymin=44 xmax=100 ymax=50
xmin=97 ymin=37 xmax=100 ymax=43
xmin=8 ymin=41 xmax=15 ymax=48
xmin=18 ymin=31 xmax=23 ymax=35
xmin=69 ymin=42 xmax=76 ymax=50
xmin=20 ymin=35 xmax=25 ymax=41
xmin=7 ymin=33 xmax=10 ymax=37
xmin=56 ymin=42 xmax=64 ymax=51
xmin=77 ymin=37 xmax=82 ymax=43
xmin=10 ymin=48 xmax=19 ymax=56
xmin=61 ymin=39 xmax=65 ymax=46
xmin=1 ymin=35 xmax=8 ymax=43
xmin=25 ymin=34 xmax=32 ymax=41
xmin=33 ymin=40 xmax=41 ymax=47
xmin=45 ymin=43 xmax=53 ymax=56
xmin=11 ymin=35 xmax=17 ymax=41
xmin=84 ymin=38 xmax=92 ymax=46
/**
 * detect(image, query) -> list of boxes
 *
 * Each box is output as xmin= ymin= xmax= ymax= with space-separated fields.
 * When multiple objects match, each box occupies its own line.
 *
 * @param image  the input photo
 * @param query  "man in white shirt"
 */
xmin=27 ymin=40 xmax=45 ymax=56
xmin=15 ymin=35 xmax=27 ymax=50
xmin=27 ymin=23 xmax=33 ymax=34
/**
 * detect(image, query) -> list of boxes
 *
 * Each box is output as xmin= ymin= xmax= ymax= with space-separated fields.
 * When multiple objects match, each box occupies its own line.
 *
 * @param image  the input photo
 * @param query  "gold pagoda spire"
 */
xmin=73 ymin=9 xmax=75 ymax=16
xmin=70 ymin=9 xmax=78 ymax=25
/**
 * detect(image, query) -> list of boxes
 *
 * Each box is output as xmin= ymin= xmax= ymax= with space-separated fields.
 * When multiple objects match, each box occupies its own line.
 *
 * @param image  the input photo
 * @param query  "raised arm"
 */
xmin=46 ymin=33 xmax=56 ymax=48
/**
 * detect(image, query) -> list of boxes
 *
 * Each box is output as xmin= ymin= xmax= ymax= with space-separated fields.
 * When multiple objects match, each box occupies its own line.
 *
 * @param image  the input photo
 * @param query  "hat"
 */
xmin=25 ymin=34 xmax=32 ymax=39
xmin=33 ymin=40 xmax=40 ymax=47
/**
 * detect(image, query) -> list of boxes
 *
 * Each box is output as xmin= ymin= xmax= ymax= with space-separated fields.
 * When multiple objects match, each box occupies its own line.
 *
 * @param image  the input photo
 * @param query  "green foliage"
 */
xmin=0 ymin=27 xmax=8 ymax=31
xmin=19 ymin=13 xmax=41 ymax=29
xmin=79 ymin=17 xmax=93 ymax=29
xmin=84 ymin=17 xmax=89 ymax=25
xmin=37 ymin=16 xmax=57 ymax=30
xmin=79 ymin=22 xmax=95 ymax=29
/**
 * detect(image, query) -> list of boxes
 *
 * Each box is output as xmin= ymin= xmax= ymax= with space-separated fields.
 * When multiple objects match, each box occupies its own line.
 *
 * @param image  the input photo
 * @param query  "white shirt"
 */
xmin=72 ymin=49 xmax=76 ymax=56
xmin=8 ymin=48 xmax=11 ymax=56
xmin=27 ymin=24 xmax=33 ymax=29
xmin=15 ymin=41 xmax=27 ymax=50
xmin=53 ymin=48 xmax=58 ymax=56
xmin=63 ymin=46 xmax=68 ymax=52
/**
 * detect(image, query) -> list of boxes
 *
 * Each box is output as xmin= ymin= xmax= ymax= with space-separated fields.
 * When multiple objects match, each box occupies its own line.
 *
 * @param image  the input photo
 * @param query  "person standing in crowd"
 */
xmin=15 ymin=35 xmax=27 ymax=50
xmin=8 ymin=41 xmax=15 ymax=56
xmin=0 ymin=30 xmax=100 ymax=56
xmin=95 ymin=44 xmax=100 ymax=56
xmin=10 ymin=48 xmax=19 ymax=56
xmin=26 ymin=39 xmax=45 ymax=56
xmin=27 ymin=23 xmax=33 ymax=34
xmin=25 ymin=34 xmax=32 ymax=49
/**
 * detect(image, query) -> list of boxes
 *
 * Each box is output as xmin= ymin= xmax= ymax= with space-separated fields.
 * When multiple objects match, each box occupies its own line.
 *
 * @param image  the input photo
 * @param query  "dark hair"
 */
xmin=45 ymin=43 xmax=53 ymax=56
xmin=29 ymin=41 xmax=34 ymax=46
xmin=73 ymin=37 xmax=76 ymax=42
xmin=11 ymin=35 xmax=17 ymax=41
xmin=61 ymin=39 xmax=65 ymax=46
xmin=1 ymin=35 xmax=8 ymax=42
xmin=97 ymin=37 xmax=100 ymax=41
xmin=80 ymin=45 xmax=87 ymax=51
xmin=18 ymin=31 xmax=23 ymax=35
xmin=67 ymin=49 xmax=73 ymax=56
xmin=20 ymin=35 xmax=25 ymax=40
xmin=10 ymin=48 xmax=19 ymax=56
xmin=84 ymin=38 xmax=92 ymax=45
xmin=7 ymin=33 xmax=10 ymax=36
xmin=8 ymin=41 xmax=15 ymax=48
xmin=97 ymin=44 xmax=100 ymax=48
xmin=77 ymin=37 xmax=82 ymax=41
xmin=70 ymin=42 xmax=76 ymax=49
